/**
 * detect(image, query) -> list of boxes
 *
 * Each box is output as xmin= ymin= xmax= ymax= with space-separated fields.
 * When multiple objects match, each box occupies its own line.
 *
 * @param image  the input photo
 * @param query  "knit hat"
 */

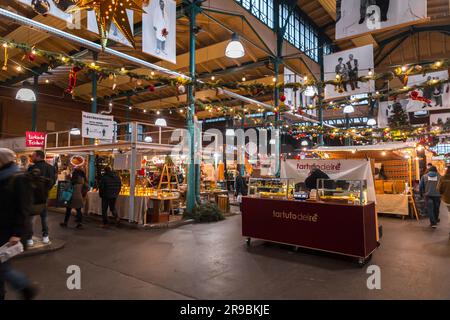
xmin=429 ymin=166 xmax=437 ymax=172
xmin=0 ymin=148 xmax=16 ymax=168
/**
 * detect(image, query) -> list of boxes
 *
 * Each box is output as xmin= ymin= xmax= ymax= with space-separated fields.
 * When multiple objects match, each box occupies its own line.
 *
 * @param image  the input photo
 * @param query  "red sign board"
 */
xmin=25 ymin=131 xmax=46 ymax=148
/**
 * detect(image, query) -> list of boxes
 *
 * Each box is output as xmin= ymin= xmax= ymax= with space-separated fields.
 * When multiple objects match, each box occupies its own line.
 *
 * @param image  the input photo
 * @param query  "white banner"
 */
xmin=81 ymin=112 xmax=115 ymax=140
xmin=87 ymin=9 xmax=134 ymax=47
xmin=142 ymin=0 xmax=177 ymax=64
xmin=281 ymin=159 xmax=376 ymax=202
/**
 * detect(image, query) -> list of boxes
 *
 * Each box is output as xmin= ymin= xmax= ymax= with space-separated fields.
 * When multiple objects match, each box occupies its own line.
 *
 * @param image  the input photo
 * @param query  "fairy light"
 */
xmin=16 ymin=65 xmax=22 ymax=72
xmin=91 ymin=62 xmax=96 ymax=67
xmin=211 ymin=76 xmax=215 ymax=81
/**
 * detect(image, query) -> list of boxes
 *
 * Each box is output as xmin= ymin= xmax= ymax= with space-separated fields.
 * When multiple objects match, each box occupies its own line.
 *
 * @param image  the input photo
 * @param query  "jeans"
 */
xmin=426 ymin=196 xmax=441 ymax=225
xmin=0 ymin=261 xmax=30 ymax=300
xmin=29 ymin=207 xmax=49 ymax=239
xmin=101 ymin=198 xmax=118 ymax=224
xmin=64 ymin=207 xmax=82 ymax=224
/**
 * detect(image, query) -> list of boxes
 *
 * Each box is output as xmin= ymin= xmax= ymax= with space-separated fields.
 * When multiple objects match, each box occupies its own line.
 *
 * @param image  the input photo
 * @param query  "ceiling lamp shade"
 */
xmin=367 ymin=118 xmax=377 ymax=126
xmin=301 ymin=140 xmax=309 ymax=146
xmin=70 ymin=128 xmax=81 ymax=136
xmin=16 ymin=88 xmax=36 ymax=102
xmin=144 ymin=136 xmax=153 ymax=143
xmin=225 ymin=33 xmax=245 ymax=59
xmin=155 ymin=118 xmax=167 ymax=127
xmin=225 ymin=129 xmax=235 ymax=136
xmin=343 ymin=105 xmax=355 ymax=114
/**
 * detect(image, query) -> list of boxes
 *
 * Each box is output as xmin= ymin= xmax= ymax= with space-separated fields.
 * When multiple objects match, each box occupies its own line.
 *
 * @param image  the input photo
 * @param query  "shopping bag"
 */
xmin=61 ymin=184 xmax=74 ymax=203
xmin=0 ymin=241 xmax=24 ymax=263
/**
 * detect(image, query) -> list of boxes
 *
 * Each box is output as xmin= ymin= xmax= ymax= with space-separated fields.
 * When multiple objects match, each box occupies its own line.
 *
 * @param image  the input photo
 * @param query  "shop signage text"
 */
xmin=25 ymin=131 xmax=46 ymax=147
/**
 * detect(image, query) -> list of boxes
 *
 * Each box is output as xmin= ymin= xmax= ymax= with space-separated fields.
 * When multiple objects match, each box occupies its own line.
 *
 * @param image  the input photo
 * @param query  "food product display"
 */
xmin=248 ymin=178 xmax=295 ymax=200
xmin=119 ymin=186 xmax=179 ymax=199
xmin=316 ymin=179 xmax=367 ymax=205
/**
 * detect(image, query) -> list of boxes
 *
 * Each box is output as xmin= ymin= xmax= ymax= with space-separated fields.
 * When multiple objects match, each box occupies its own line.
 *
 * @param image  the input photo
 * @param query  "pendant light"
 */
xmin=225 ymin=33 xmax=245 ymax=59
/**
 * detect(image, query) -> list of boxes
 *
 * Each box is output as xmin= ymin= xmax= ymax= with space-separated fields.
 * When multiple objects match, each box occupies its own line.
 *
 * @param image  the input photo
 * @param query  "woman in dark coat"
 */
xmin=60 ymin=168 xmax=86 ymax=229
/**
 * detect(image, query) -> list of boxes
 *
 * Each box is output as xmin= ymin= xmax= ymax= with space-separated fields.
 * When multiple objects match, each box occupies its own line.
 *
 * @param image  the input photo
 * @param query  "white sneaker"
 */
xmin=26 ymin=239 xmax=34 ymax=247
xmin=42 ymin=236 xmax=50 ymax=244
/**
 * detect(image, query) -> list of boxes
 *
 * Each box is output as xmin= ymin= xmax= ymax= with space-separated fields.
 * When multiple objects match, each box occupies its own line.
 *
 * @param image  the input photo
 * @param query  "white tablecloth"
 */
xmin=376 ymin=194 xmax=409 ymax=216
xmin=86 ymin=192 xmax=149 ymax=224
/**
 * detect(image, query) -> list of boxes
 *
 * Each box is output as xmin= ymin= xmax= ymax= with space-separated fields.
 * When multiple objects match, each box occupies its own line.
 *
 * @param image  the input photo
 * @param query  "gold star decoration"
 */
xmin=72 ymin=0 xmax=144 ymax=48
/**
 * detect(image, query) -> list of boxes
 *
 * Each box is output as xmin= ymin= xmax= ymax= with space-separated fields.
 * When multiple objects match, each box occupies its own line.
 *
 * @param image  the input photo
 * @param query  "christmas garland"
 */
xmin=1 ymin=38 xmax=449 ymax=114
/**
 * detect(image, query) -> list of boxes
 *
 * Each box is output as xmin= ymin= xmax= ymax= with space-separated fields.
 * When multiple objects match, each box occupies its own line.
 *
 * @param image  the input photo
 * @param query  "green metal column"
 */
xmin=88 ymin=51 xmax=98 ymax=188
xmin=32 ymin=74 xmax=38 ymax=131
xmin=186 ymin=0 xmax=201 ymax=213
xmin=318 ymin=36 xmax=325 ymax=146
xmin=240 ymin=103 xmax=245 ymax=177
xmin=345 ymin=114 xmax=351 ymax=146
xmin=273 ymin=0 xmax=283 ymax=178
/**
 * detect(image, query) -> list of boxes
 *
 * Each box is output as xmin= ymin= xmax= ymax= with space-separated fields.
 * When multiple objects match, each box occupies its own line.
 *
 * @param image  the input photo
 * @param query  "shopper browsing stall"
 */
xmin=99 ymin=167 xmax=122 ymax=228
xmin=438 ymin=167 xmax=450 ymax=235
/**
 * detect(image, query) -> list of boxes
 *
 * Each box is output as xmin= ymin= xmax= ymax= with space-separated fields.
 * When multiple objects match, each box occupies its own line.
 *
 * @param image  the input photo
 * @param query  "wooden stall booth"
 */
xmin=314 ymin=143 xmax=426 ymax=219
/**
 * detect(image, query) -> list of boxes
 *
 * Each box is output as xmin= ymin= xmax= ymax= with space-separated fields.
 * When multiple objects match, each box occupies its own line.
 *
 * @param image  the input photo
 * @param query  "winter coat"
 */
xmin=235 ymin=175 xmax=248 ymax=196
xmin=67 ymin=175 xmax=86 ymax=209
xmin=28 ymin=160 xmax=56 ymax=190
xmin=0 ymin=164 xmax=32 ymax=246
xmin=438 ymin=176 xmax=450 ymax=204
xmin=99 ymin=171 xmax=122 ymax=199
xmin=305 ymin=169 xmax=330 ymax=190
xmin=419 ymin=172 xmax=441 ymax=198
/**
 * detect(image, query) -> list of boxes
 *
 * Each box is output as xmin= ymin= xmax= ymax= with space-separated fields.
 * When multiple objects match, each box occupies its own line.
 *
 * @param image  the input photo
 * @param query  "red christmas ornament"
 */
xmin=148 ymin=85 xmax=155 ymax=92
xmin=27 ymin=53 xmax=36 ymax=62
xmin=280 ymin=95 xmax=286 ymax=103
xmin=409 ymin=90 xmax=431 ymax=105
xmin=65 ymin=66 xmax=82 ymax=94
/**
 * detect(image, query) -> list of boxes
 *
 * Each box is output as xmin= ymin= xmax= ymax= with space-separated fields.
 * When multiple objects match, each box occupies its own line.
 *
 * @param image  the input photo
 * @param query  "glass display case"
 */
xmin=317 ymin=179 xmax=368 ymax=205
xmin=248 ymin=178 xmax=295 ymax=200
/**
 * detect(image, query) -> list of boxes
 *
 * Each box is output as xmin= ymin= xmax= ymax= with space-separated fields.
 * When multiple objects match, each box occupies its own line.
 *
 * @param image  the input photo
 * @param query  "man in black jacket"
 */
xmin=27 ymin=150 xmax=56 ymax=246
xmin=99 ymin=167 xmax=122 ymax=227
xmin=0 ymin=148 xmax=37 ymax=300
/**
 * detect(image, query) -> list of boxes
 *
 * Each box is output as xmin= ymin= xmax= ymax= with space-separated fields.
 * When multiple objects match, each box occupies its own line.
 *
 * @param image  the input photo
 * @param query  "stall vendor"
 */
xmin=305 ymin=168 xmax=330 ymax=190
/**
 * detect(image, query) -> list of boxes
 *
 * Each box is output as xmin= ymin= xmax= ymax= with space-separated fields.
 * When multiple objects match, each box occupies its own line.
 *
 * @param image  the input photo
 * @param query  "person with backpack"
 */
xmin=99 ymin=167 xmax=122 ymax=227
xmin=420 ymin=166 xmax=442 ymax=228
xmin=60 ymin=168 xmax=87 ymax=229
xmin=27 ymin=150 xmax=56 ymax=246
xmin=0 ymin=148 xmax=37 ymax=300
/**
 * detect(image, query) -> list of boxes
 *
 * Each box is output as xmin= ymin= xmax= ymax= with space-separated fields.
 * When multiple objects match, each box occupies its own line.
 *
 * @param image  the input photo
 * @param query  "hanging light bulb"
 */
xmin=156 ymin=110 xmax=160 ymax=115
xmin=367 ymin=118 xmax=377 ymax=126
xmin=211 ymin=76 xmax=215 ymax=81
xmin=242 ymin=76 xmax=246 ymax=82
xmin=225 ymin=33 xmax=245 ymax=59
xmin=16 ymin=65 xmax=22 ymax=72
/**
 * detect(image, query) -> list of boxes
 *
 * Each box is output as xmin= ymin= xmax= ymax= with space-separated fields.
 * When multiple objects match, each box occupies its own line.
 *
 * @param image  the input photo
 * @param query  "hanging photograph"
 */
xmin=142 ymin=0 xmax=177 ymax=64
xmin=406 ymin=71 xmax=450 ymax=112
xmin=336 ymin=0 xmax=428 ymax=40
xmin=19 ymin=0 xmax=75 ymax=24
xmin=323 ymin=44 xmax=375 ymax=100
xmin=87 ymin=9 xmax=134 ymax=47
xmin=284 ymin=68 xmax=317 ymax=117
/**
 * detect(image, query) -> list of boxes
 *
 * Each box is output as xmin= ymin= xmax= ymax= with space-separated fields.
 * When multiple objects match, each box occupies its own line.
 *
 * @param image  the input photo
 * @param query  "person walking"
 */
xmin=27 ymin=150 xmax=56 ymax=247
xmin=60 ymin=168 xmax=87 ymax=229
xmin=99 ymin=167 xmax=122 ymax=228
xmin=235 ymin=167 xmax=248 ymax=211
xmin=0 ymin=148 xmax=37 ymax=300
xmin=438 ymin=167 xmax=450 ymax=235
xmin=420 ymin=166 xmax=441 ymax=228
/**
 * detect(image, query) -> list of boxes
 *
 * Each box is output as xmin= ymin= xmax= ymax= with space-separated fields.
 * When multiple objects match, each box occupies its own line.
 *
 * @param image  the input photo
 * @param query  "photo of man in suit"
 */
xmin=335 ymin=57 xmax=349 ymax=92
xmin=346 ymin=54 xmax=360 ymax=91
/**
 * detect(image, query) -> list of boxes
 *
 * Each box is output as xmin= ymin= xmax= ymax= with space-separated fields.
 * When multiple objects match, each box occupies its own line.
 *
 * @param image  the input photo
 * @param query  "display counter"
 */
xmin=86 ymin=191 xmax=180 ymax=224
xmin=242 ymin=197 xmax=378 ymax=265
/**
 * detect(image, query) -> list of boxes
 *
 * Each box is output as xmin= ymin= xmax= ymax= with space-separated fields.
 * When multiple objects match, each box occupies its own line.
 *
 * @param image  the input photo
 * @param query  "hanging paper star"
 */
xmin=72 ymin=0 xmax=144 ymax=48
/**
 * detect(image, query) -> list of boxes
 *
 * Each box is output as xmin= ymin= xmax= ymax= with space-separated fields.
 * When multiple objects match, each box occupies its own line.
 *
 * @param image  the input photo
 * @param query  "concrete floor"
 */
xmin=5 ymin=206 xmax=450 ymax=300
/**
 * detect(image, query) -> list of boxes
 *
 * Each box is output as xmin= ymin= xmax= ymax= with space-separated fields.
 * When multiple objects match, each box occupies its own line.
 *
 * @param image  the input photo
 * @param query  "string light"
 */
xmin=156 ymin=110 xmax=160 ymax=115
xmin=242 ymin=77 xmax=246 ymax=82
xmin=91 ymin=62 xmax=96 ymax=67
xmin=16 ymin=65 xmax=22 ymax=72
xmin=211 ymin=76 xmax=215 ymax=81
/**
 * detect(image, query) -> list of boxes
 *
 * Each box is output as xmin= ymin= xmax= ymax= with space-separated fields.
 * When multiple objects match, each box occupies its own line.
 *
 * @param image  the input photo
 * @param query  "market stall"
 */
xmin=242 ymin=178 xmax=378 ymax=265
xmin=312 ymin=143 xmax=426 ymax=219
